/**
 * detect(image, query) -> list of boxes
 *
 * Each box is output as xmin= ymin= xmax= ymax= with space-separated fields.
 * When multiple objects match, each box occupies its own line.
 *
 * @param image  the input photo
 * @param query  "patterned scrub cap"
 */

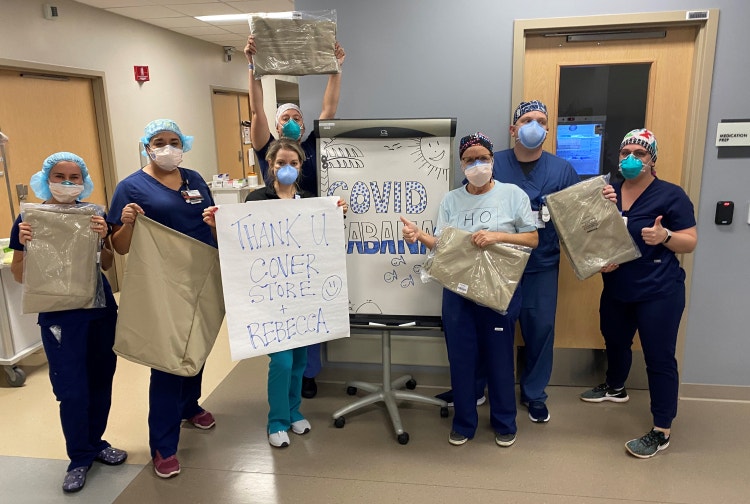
xmin=459 ymin=132 xmax=494 ymax=158
xmin=620 ymin=128 xmax=658 ymax=162
xmin=513 ymin=100 xmax=548 ymax=124
xmin=141 ymin=119 xmax=194 ymax=152
xmin=29 ymin=151 xmax=94 ymax=200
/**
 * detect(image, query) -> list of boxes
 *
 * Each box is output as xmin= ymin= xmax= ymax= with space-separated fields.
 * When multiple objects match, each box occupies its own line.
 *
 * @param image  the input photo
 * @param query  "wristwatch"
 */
xmin=662 ymin=228 xmax=672 ymax=244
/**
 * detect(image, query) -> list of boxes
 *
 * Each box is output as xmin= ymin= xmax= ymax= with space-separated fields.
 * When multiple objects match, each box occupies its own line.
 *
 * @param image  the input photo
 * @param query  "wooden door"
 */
xmin=523 ymin=26 xmax=697 ymax=349
xmin=211 ymin=91 xmax=252 ymax=181
xmin=0 ymin=69 xmax=107 ymax=237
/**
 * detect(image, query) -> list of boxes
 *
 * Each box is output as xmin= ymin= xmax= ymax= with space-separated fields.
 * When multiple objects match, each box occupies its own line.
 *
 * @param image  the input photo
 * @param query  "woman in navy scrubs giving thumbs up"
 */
xmin=580 ymin=129 xmax=697 ymax=459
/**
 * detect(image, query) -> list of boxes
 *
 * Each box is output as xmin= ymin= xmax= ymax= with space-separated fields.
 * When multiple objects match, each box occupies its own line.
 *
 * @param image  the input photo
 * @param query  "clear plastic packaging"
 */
xmin=20 ymin=202 xmax=106 ymax=313
xmin=544 ymin=175 xmax=641 ymax=280
xmin=421 ymin=226 xmax=531 ymax=314
xmin=249 ymin=10 xmax=339 ymax=78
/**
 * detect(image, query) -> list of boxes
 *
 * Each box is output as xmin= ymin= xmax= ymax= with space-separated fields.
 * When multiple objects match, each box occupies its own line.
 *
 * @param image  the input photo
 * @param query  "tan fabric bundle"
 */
xmin=250 ymin=13 xmax=339 ymax=77
xmin=545 ymin=175 xmax=641 ymax=280
xmin=113 ymin=216 xmax=225 ymax=377
xmin=21 ymin=204 xmax=101 ymax=314
xmin=424 ymin=227 xmax=530 ymax=313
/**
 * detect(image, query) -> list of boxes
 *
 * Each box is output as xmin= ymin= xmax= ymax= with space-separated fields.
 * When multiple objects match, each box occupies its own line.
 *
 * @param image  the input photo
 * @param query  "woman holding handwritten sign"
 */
xmin=204 ymin=138 xmax=346 ymax=448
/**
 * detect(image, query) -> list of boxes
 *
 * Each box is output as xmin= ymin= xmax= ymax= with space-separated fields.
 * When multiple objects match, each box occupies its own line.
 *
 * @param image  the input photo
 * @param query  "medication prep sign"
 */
xmin=716 ymin=122 xmax=750 ymax=147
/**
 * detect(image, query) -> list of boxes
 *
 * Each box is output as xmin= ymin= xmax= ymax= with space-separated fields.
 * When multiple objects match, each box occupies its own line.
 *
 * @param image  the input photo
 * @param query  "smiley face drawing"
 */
xmin=321 ymin=275 xmax=344 ymax=301
xmin=409 ymin=137 xmax=449 ymax=180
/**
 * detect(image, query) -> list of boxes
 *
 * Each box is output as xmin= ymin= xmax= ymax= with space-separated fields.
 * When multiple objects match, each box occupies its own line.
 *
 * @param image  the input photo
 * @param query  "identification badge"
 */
xmin=182 ymin=189 xmax=204 ymax=204
xmin=531 ymin=211 xmax=545 ymax=229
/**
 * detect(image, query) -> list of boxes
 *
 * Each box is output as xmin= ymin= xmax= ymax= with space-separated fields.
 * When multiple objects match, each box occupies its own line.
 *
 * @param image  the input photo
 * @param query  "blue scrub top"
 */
xmin=255 ymin=132 xmax=319 ymax=196
xmin=436 ymin=181 xmax=536 ymax=235
xmin=9 ymin=213 xmax=118 ymax=326
xmin=603 ymin=178 xmax=696 ymax=303
xmin=493 ymin=149 xmax=580 ymax=272
xmin=107 ymin=167 xmax=216 ymax=247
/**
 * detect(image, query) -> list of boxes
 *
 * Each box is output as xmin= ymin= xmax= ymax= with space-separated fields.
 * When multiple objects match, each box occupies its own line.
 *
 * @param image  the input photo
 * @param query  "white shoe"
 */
xmin=476 ymin=395 xmax=487 ymax=406
xmin=268 ymin=431 xmax=290 ymax=448
xmin=291 ymin=419 xmax=311 ymax=435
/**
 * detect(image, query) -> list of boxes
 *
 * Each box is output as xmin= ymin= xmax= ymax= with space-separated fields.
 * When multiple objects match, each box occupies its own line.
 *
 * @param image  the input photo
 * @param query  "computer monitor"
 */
xmin=556 ymin=116 xmax=606 ymax=177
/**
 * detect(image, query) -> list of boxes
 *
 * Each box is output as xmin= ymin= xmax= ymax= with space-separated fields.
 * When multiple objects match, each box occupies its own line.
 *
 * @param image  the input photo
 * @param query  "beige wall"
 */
xmin=0 ymin=0 xmax=250 ymax=183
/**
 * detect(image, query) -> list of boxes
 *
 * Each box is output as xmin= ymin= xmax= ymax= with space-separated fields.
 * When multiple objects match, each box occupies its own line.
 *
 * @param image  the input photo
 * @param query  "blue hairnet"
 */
xmin=29 ymin=152 xmax=94 ymax=201
xmin=140 ymin=119 xmax=194 ymax=155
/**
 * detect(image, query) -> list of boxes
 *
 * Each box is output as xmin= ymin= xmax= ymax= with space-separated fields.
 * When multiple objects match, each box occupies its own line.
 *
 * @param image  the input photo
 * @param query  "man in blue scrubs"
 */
xmin=492 ymin=101 xmax=580 ymax=423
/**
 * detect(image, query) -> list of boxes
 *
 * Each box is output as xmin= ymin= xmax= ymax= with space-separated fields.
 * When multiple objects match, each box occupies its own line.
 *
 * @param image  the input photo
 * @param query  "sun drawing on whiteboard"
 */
xmin=409 ymin=138 xmax=449 ymax=180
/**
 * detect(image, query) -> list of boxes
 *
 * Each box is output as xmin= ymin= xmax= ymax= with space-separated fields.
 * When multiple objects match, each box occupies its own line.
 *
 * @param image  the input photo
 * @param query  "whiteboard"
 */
xmin=316 ymin=118 xmax=456 ymax=319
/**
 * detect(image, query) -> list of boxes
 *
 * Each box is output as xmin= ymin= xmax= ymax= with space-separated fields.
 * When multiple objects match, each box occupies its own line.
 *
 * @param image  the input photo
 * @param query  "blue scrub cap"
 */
xmin=29 ymin=152 xmax=94 ymax=201
xmin=140 ymin=119 xmax=194 ymax=153
xmin=512 ymin=100 xmax=548 ymax=124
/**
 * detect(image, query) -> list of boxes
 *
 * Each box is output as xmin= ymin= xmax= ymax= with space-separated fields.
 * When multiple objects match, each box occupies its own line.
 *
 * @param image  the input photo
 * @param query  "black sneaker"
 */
xmin=301 ymin=377 xmax=317 ymax=399
xmin=527 ymin=401 xmax=550 ymax=423
xmin=580 ymin=383 xmax=629 ymax=403
xmin=625 ymin=429 xmax=670 ymax=458
xmin=448 ymin=431 xmax=468 ymax=446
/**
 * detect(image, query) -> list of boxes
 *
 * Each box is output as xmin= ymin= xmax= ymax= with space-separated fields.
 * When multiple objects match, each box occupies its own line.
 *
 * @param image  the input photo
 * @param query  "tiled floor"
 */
xmin=2 ymin=325 xmax=750 ymax=503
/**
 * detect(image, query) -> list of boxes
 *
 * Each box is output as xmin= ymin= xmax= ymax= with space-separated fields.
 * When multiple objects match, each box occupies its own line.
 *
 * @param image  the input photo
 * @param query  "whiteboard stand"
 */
xmin=332 ymin=321 xmax=449 ymax=445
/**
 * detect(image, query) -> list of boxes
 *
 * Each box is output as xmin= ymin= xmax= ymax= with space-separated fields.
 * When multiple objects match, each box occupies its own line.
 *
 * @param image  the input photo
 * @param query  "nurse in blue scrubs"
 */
xmin=108 ymin=120 xmax=217 ymax=479
xmin=10 ymin=152 xmax=127 ymax=493
xmin=580 ymin=129 xmax=698 ymax=459
xmin=402 ymin=133 xmax=538 ymax=447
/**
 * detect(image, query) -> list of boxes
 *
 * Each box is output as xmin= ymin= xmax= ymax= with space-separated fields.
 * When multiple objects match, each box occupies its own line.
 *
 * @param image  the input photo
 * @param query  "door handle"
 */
xmin=16 ymin=183 xmax=28 ymax=201
xmin=238 ymin=150 xmax=243 ymax=162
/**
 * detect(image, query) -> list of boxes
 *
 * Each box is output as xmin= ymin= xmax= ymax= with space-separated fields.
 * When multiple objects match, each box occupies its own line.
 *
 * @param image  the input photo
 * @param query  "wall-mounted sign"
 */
xmin=134 ymin=66 xmax=150 ymax=82
xmin=716 ymin=121 xmax=750 ymax=147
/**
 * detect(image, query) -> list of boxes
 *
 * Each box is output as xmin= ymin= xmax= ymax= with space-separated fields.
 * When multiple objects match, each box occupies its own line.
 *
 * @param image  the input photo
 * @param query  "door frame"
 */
xmin=0 ymin=58 xmax=120 ymax=289
xmin=511 ymin=9 xmax=719 ymax=367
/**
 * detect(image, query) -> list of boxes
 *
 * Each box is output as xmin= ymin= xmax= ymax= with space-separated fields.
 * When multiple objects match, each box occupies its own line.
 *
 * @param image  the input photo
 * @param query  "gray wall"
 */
xmin=298 ymin=0 xmax=750 ymax=387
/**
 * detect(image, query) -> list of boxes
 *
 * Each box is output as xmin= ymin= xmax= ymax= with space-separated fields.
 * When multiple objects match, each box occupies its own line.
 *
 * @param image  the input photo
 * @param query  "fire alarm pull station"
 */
xmin=715 ymin=201 xmax=734 ymax=225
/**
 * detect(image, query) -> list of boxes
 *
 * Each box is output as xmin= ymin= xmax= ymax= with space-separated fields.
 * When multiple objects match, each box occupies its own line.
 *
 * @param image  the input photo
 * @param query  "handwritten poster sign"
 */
xmin=214 ymin=197 xmax=350 ymax=360
xmin=316 ymin=118 xmax=456 ymax=318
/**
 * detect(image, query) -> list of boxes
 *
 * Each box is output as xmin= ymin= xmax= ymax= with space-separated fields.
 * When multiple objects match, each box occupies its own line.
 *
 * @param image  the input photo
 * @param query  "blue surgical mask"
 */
xmin=281 ymin=119 xmax=302 ymax=141
xmin=516 ymin=120 xmax=547 ymax=149
xmin=619 ymin=154 xmax=644 ymax=179
xmin=276 ymin=164 xmax=299 ymax=185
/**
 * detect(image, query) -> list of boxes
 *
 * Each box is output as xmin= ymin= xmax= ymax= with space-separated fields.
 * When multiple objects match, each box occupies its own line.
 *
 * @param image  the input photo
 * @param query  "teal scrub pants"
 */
xmin=267 ymin=347 xmax=307 ymax=433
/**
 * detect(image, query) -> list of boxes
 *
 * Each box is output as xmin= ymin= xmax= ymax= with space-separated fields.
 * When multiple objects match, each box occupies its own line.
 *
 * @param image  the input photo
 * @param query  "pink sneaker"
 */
xmin=188 ymin=410 xmax=216 ymax=430
xmin=153 ymin=451 xmax=180 ymax=478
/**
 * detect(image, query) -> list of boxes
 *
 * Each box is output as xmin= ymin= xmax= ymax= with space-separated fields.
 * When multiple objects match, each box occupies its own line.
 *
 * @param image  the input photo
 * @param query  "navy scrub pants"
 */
xmin=40 ymin=310 xmax=118 ymax=471
xmin=599 ymin=283 xmax=685 ymax=429
xmin=518 ymin=267 xmax=559 ymax=405
xmin=148 ymin=367 xmax=205 ymax=458
xmin=442 ymin=288 xmax=521 ymax=438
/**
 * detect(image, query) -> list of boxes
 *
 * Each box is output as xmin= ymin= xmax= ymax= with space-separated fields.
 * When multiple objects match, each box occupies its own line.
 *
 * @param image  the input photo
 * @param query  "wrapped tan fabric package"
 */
xmin=21 ymin=203 xmax=101 ymax=313
xmin=250 ymin=11 xmax=339 ymax=77
xmin=113 ymin=216 xmax=225 ymax=377
xmin=545 ymin=175 xmax=641 ymax=280
xmin=423 ymin=227 xmax=530 ymax=313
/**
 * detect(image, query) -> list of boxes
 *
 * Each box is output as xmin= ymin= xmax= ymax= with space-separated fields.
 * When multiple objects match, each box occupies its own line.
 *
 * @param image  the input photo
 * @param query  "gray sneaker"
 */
xmin=495 ymin=433 xmax=516 ymax=447
xmin=448 ymin=431 xmax=469 ymax=446
xmin=625 ymin=429 xmax=670 ymax=458
xmin=580 ymin=383 xmax=629 ymax=403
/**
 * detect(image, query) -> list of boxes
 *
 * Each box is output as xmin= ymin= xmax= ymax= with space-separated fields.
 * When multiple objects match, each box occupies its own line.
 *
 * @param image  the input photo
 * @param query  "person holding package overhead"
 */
xmin=9 ymin=152 xmax=126 ymax=493
xmin=402 ymin=133 xmax=538 ymax=447
xmin=580 ymin=129 xmax=697 ymax=458
xmin=107 ymin=119 xmax=216 ymax=478
xmin=244 ymin=34 xmax=346 ymax=399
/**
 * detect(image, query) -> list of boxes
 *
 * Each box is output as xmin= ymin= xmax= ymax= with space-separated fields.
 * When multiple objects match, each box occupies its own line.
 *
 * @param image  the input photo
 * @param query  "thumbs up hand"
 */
xmin=641 ymin=215 xmax=669 ymax=246
xmin=400 ymin=216 xmax=421 ymax=244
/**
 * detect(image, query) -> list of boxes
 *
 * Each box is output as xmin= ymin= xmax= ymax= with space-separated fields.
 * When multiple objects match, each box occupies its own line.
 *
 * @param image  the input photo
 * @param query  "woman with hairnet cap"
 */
xmin=581 ymin=128 xmax=698 ymax=459
xmin=244 ymin=34 xmax=347 ymax=400
xmin=9 ymin=152 xmax=126 ymax=493
xmin=107 ymin=119 xmax=217 ymax=479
